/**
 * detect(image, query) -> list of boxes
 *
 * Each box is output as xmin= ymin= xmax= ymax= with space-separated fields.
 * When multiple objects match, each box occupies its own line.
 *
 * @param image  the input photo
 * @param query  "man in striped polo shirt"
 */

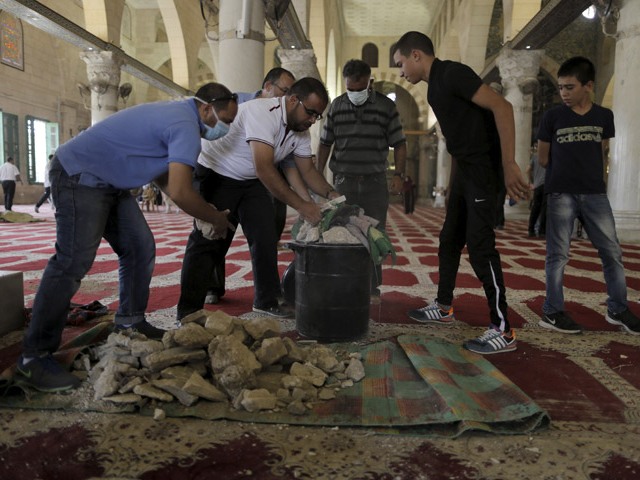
xmin=316 ymin=59 xmax=407 ymax=303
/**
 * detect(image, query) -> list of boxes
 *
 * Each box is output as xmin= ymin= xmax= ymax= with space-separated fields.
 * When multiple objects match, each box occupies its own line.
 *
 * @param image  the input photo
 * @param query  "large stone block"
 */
xmin=0 ymin=270 xmax=24 ymax=336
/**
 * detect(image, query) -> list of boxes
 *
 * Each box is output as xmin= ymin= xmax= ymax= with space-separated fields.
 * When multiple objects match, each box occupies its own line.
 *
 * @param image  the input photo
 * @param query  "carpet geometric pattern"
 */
xmin=1 ymin=203 xmax=640 ymax=479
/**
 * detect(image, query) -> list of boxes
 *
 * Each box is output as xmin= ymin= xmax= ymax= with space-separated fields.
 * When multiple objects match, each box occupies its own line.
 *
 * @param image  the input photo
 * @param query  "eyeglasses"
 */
xmin=207 ymin=93 xmax=238 ymax=103
xmin=273 ymin=82 xmax=290 ymax=94
xmin=298 ymin=100 xmax=323 ymax=120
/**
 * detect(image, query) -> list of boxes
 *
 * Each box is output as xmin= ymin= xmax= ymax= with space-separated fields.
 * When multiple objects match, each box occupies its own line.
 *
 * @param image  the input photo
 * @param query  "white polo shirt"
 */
xmin=0 ymin=162 xmax=20 ymax=181
xmin=198 ymin=97 xmax=312 ymax=180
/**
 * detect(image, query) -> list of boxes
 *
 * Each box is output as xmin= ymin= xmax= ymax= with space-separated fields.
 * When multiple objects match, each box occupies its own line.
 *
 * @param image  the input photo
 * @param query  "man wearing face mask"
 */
xmin=15 ymin=83 xmax=237 ymax=393
xmin=316 ymin=59 xmax=407 ymax=304
xmin=178 ymin=77 xmax=341 ymax=320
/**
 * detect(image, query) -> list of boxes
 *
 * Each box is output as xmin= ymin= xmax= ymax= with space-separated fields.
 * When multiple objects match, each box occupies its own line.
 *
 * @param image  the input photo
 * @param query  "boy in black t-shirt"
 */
xmin=537 ymin=56 xmax=640 ymax=335
xmin=393 ymin=31 xmax=531 ymax=354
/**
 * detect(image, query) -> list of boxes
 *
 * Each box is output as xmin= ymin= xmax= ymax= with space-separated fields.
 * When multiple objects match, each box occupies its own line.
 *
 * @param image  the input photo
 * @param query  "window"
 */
xmin=2 ymin=112 xmax=19 ymax=166
xmin=362 ymin=43 xmax=378 ymax=67
xmin=26 ymin=116 xmax=58 ymax=184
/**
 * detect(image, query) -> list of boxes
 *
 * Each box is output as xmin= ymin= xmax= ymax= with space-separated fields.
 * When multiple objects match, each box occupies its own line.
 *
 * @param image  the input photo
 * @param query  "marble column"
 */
xmin=609 ymin=0 xmax=640 ymax=239
xmin=218 ymin=0 xmax=265 ymax=91
xmin=496 ymin=48 xmax=543 ymax=177
xmin=433 ymin=123 xmax=450 ymax=208
xmin=80 ymin=51 xmax=122 ymax=125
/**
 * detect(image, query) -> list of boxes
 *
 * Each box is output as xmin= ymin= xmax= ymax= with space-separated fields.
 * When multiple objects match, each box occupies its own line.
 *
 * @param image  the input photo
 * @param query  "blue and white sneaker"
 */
xmin=408 ymin=300 xmax=454 ymax=324
xmin=464 ymin=328 xmax=517 ymax=355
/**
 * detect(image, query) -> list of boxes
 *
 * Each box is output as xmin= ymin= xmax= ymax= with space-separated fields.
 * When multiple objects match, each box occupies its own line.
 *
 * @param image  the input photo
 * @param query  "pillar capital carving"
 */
xmin=277 ymin=48 xmax=320 ymax=80
xmin=80 ymin=50 xmax=122 ymax=123
xmin=80 ymin=50 xmax=122 ymax=94
xmin=496 ymin=48 xmax=543 ymax=93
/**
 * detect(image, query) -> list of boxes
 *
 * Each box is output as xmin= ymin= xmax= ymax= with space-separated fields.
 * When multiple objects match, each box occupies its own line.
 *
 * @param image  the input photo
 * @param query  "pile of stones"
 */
xmin=83 ymin=310 xmax=366 ymax=415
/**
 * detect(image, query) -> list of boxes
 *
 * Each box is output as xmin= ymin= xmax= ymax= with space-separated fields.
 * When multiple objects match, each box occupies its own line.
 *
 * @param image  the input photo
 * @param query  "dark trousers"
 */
xmin=2 ymin=180 xmax=16 ymax=210
xmin=207 ymin=174 xmax=288 ymax=298
xmin=437 ymin=161 xmax=510 ymax=331
xmin=273 ymin=196 xmax=287 ymax=240
xmin=36 ymin=186 xmax=51 ymax=208
xmin=334 ymin=172 xmax=389 ymax=292
xmin=495 ymin=186 xmax=506 ymax=227
xmin=528 ymin=185 xmax=547 ymax=235
xmin=177 ymin=166 xmax=280 ymax=320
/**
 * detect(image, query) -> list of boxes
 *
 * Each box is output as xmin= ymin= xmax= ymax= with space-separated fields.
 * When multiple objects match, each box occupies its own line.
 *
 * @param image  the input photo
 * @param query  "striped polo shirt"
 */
xmin=320 ymin=91 xmax=406 ymax=175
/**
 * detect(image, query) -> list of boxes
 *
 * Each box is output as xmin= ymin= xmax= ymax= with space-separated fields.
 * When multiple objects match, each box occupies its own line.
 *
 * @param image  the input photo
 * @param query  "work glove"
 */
xmin=368 ymin=226 xmax=396 ymax=266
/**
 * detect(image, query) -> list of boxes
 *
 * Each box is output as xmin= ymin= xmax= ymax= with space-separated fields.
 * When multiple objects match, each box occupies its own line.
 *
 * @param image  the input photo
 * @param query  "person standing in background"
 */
xmin=527 ymin=144 xmax=546 ymax=237
xmin=537 ymin=56 xmax=639 ymax=335
xmin=35 ymin=154 xmax=55 ymax=213
xmin=316 ymin=59 xmax=407 ymax=304
xmin=0 ymin=157 xmax=23 ymax=211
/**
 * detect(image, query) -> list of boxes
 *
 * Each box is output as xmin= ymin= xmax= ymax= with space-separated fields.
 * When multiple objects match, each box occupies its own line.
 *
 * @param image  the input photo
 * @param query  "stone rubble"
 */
xmin=80 ymin=309 xmax=366 ymax=415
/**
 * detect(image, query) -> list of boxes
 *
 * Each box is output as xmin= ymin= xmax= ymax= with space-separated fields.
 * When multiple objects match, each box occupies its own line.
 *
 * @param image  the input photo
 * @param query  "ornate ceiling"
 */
xmin=339 ymin=0 xmax=443 ymax=37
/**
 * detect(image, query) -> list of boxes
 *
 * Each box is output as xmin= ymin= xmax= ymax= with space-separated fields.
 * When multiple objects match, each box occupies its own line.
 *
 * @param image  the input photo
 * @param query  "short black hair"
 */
xmin=394 ymin=31 xmax=435 ymax=57
xmin=288 ymin=77 xmax=329 ymax=105
xmin=557 ymin=56 xmax=595 ymax=85
xmin=194 ymin=82 xmax=237 ymax=107
xmin=262 ymin=67 xmax=295 ymax=88
xmin=342 ymin=59 xmax=371 ymax=80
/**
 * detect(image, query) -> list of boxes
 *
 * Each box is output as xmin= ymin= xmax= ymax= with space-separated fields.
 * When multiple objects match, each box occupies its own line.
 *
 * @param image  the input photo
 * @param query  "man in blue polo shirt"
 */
xmin=16 ymin=83 xmax=237 ymax=393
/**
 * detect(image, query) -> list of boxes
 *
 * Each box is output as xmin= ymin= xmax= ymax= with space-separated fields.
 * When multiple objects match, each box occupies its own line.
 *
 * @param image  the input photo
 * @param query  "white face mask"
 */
xmin=347 ymin=88 xmax=369 ymax=106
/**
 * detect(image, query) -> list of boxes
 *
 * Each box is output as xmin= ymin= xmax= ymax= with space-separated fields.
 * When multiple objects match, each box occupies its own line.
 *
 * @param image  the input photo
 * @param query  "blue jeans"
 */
xmin=544 ymin=193 xmax=628 ymax=315
xmin=334 ymin=172 xmax=389 ymax=291
xmin=23 ymin=158 xmax=155 ymax=356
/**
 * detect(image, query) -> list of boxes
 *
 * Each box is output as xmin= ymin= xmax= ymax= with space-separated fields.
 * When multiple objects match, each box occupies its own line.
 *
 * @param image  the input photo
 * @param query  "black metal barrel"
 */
xmin=287 ymin=242 xmax=371 ymax=342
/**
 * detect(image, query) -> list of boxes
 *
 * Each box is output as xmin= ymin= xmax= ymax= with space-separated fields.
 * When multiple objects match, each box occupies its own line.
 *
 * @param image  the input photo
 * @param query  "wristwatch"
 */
xmin=394 ymin=172 xmax=405 ymax=180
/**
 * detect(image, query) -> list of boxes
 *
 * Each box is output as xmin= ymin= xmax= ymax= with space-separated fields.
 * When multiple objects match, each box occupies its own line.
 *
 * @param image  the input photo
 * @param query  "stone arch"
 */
xmin=457 ymin=0 xmax=495 ymax=73
xmin=376 ymin=71 xmax=430 ymax=129
xmin=121 ymin=4 xmax=132 ymax=40
xmin=82 ymin=0 xmax=124 ymax=44
xmin=193 ymin=59 xmax=216 ymax=90
xmin=502 ymin=0 xmax=541 ymax=43
xmin=602 ymin=75 xmax=614 ymax=109
xmin=155 ymin=0 xmax=189 ymax=87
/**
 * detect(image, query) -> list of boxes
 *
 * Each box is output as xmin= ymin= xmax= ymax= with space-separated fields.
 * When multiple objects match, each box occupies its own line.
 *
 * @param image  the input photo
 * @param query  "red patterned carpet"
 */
xmin=1 ymin=202 xmax=640 ymax=479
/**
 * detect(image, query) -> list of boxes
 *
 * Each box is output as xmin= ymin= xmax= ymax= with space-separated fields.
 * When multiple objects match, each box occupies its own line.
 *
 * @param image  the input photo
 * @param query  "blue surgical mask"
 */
xmin=195 ymin=96 xmax=231 ymax=141
xmin=203 ymin=121 xmax=229 ymax=141
xmin=347 ymin=88 xmax=369 ymax=106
